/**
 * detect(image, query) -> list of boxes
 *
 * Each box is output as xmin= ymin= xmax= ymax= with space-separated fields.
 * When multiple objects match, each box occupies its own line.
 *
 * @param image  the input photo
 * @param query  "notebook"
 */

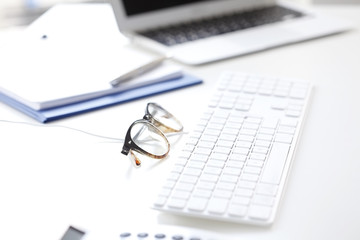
xmin=110 ymin=0 xmax=352 ymax=65
xmin=0 ymin=4 xmax=184 ymax=111
xmin=0 ymin=4 xmax=203 ymax=122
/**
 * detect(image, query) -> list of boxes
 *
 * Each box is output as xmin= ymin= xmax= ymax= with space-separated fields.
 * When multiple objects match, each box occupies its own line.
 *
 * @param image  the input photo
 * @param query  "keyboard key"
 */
xmin=233 ymin=147 xmax=249 ymax=155
xmin=176 ymin=182 xmax=195 ymax=192
xmin=175 ymin=158 xmax=188 ymax=167
xmin=254 ymin=140 xmax=271 ymax=148
xmin=191 ymin=154 xmax=208 ymax=162
xmin=207 ymin=160 xmax=225 ymax=168
xmin=223 ymin=166 xmax=242 ymax=176
xmin=210 ymin=117 xmax=227 ymax=124
xmin=172 ymin=190 xmax=191 ymax=200
xmin=168 ymin=198 xmax=187 ymax=209
xmin=290 ymin=89 xmax=308 ymax=99
xmin=203 ymin=166 xmax=222 ymax=175
xmin=183 ymin=144 xmax=195 ymax=152
xmin=280 ymin=118 xmax=298 ymax=127
xmin=229 ymin=153 xmax=247 ymax=162
xmin=241 ymin=173 xmax=259 ymax=182
xmin=227 ymin=160 xmax=245 ymax=169
xmin=179 ymin=175 xmax=198 ymax=184
xmin=277 ymin=125 xmax=296 ymax=134
xmin=208 ymin=198 xmax=229 ymax=214
xmin=256 ymin=134 xmax=273 ymax=141
xmin=194 ymin=147 xmax=212 ymax=156
xmin=217 ymin=140 xmax=234 ymax=148
xmin=231 ymin=195 xmax=251 ymax=205
xmin=240 ymin=129 xmax=257 ymax=136
xmin=261 ymin=118 xmax=278 ymax=129
xmin=237 ymin=180 xmax=256 ymax=189
xmin=196 ymin=181 xmax=216 ymax=190
xmin=203 ymin=128 xmax=221 ymax=136
xmin=213 ymin=189 xmax=233 ymax=199
xmin=163 ymin=180 xmax=176 ymax=189
xmin=286 ymin=110 xmax=301 ymax=117
xmin=235 ymin=189 xmax=253 ymax=199
xmin=219 ymin=134 xmax=237 ymax=142
xmin=252 ymin=195 xmax=275 ymax=206
xmin=197 ymin=141 xmax=216 ymax=149
xmin=243 ymin=122 xmax=260 ymax=130
xmin=171 ymin=165 xmax=184 ymax=174
xmin=256 ymin=183 xmax=278 ymax=196
xmin=187 ymin=196 xmax=208 ymax=212
xmin=243 ymin=166 xmax=262 ymax=175
xmin=247 ymin=159 xmax=264 ymax=168
xmin=235 ymin=103 xmax=251 ymax=111
xmin=248 ymin=205 xmax=272 ymax=220
xmin=187 ymin=161 xmax=205 ymax=169
xmin=179 ymin=151 xmax=191 ymax=159
xmin=200 ymin=173 xmax=219 ymax=182
xmin=201 ymin=135 xmax=218 ymax=142
xmin=249 ymin=153 xmax=267 ymax=161
xmin=228 ymin=204 xmax=248 ymax=217
xmin=252 ymin=146 xmax=269 ymax=154
xmin=192 ymin=189 xmax=212 ymax=198
xmin=236 ymin=141 xmax=252 ymax=148
xmin=208 ymin=123 xmax=224 ymax=130
xmin=261 ymin=143 xmax=290 ymax=184
xmin=210 ymin=153 xmax=228 ymax=161
xmin=154 ymin=196 xmax=167 ymax=207
xmin=183 ymin=168 xmax=202 ymax=177
xmin=217 ymin=182 xmax=236 ymax=191
xmin=159 ymin=188 xmax=172 ymax=197
xmin=246 ymin=117 xmax=262 ymax=124
xmin=213 ymin=146 xmax=231 ymax=155
xmin=275 ymin=133 xmax=293 ymax=144
xmin=238 ymin=135 xmax=255 ymax=142
xmin=228 ymin=116 xmax=245 ymax=124
xmin=220 ymin=174 xmax=239 ymax=183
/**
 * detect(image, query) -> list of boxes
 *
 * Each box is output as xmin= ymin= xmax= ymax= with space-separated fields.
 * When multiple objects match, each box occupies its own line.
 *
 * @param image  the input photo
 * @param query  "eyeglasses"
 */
xmin=121 ymin=103 xmax=183 ymax=167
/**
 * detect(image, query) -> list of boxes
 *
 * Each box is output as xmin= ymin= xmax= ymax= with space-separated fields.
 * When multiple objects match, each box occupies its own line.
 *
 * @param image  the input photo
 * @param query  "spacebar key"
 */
xmin=261 ymin=143 xmax=290 ymax=184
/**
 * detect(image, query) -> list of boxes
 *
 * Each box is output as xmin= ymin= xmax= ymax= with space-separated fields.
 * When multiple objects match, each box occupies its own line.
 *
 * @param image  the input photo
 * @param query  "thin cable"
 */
xmin=0 ymin=119 xmax=124 ymax=142
xmin=0 ymin=119 xmax=188 ymax=142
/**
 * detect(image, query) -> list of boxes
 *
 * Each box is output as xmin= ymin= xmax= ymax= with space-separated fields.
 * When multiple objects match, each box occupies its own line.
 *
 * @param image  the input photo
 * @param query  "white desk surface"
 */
xmin=0 ymin=4 xmax=360 ymax=240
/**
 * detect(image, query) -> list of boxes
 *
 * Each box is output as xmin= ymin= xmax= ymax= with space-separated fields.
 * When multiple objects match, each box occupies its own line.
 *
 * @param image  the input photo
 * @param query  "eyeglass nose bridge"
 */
xmin=143 ymin=113 xmax=152 ymax=121
xmin=143 ymin=113 xmax=166 ymax=132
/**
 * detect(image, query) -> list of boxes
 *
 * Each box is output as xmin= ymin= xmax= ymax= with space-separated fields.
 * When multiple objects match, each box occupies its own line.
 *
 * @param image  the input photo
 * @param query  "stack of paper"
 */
xmin=0 ymin=4 xmax=202 ymax=122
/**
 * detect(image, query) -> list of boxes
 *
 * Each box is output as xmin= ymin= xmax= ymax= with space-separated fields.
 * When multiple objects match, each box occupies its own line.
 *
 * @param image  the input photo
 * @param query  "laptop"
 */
xmin=110 ymin=0 xmax=351 ymax=65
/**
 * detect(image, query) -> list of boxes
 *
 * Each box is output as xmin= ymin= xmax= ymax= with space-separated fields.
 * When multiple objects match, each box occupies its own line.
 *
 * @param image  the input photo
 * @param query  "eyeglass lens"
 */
xmin=130 ymin=121 xmax=169 ymax=156
xmin=147 ymin=103 xmax=183 ymax=132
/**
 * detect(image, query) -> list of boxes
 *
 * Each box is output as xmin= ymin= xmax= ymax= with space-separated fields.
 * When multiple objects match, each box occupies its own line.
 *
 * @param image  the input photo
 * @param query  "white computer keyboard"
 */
xmin=153 ymin=71 xmax=312 ymax=226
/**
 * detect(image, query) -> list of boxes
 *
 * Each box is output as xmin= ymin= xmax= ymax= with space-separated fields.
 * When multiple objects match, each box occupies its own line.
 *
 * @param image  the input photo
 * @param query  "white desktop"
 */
xmin=0 ymin=2 xmax=360 ymax=240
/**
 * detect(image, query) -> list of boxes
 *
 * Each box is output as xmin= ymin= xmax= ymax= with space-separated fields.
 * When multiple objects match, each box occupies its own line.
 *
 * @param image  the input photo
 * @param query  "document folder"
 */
xmin=0 ymin=74 xmax=202 ymax=123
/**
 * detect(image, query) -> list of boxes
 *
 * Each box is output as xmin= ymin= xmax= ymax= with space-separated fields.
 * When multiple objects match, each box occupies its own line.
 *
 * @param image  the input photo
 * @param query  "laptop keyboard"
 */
xmin=139 ymin=6 xmax=304 ymax=46
xmin=153 ymin=71 xmax=312 ymax=225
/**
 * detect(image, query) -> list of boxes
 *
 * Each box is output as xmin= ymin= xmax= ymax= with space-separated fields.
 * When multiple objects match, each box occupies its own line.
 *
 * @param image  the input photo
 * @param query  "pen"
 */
xmin=110 ymin=55 xmax=168 ymax=87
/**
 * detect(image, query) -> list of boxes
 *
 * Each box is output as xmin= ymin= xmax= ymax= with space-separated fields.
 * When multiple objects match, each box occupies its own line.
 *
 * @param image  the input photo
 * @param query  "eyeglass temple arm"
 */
xmin=121 ymin=146 xmax=130 ymax=155
xmin=121 ymin=126 xmax=133 ymax=156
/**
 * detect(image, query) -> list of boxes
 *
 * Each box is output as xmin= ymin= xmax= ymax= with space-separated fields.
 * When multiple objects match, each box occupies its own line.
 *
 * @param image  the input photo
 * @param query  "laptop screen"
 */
xmin=122 ymin=0 xmax=213 ymax=16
